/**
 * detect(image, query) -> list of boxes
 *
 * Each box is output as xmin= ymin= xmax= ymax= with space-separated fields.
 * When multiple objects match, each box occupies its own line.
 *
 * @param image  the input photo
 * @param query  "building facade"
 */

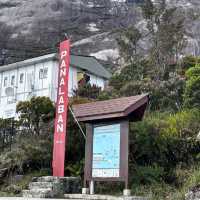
xmin=0 ymin=53 xmax=111 ymax=119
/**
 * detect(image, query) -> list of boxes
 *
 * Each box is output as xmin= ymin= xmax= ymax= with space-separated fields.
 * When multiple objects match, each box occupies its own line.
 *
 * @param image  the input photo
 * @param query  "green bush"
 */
xmin=129 ymin=110 xmax=200 ymax=185
xmin=186 ymin=66 xmax=200 ymax=78
xmin=0 ymin=133 xmax=53 ymax=174
xmin=184 ymin=67 xmax=200 ymax=108
xmin=130 ymin=165 xmax=165 ymax=185
xmin=184 ymin=77 xmax=200 ymax=108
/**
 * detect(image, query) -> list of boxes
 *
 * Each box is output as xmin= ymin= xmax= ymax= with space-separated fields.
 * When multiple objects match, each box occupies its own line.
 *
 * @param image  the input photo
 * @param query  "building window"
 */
xmin=43 ymin=68 xmax=48 ymax=79
xmin=11 ymin=75 xmax=15 ymax=86
xmin=19 ymin=73 xmax=24 ymax=83
xmin=4 ymin=77 xmax=8 ymax=87
xmin=39 ymin=68 xmax=48 ymax=79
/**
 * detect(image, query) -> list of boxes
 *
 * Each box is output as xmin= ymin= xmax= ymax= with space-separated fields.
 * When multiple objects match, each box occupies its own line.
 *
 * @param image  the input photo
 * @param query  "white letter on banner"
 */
xmin=58 ymin=87 xmax=64 ymax=95
xmin=57 ymin=123 xmax=63 ymax=133
xmin=58 ymin=96 xmax=64 ymax=104
xmin=60 ymin=68 xmax=66 ymax=76
xmin=58 ymin=105 xmax=64 ymax=114
xmin=58 ymin=114 xmax=64 ymax=123
xmin=61 ymin=60 xmax=66 ymax=68
xmin=60 ymin=78 xmax=65 ymax=86
xmin=61 ymin=51 xmax=67 ymax=59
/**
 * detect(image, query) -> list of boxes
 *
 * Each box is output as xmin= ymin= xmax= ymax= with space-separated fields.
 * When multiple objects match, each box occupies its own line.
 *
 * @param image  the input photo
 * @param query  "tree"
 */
xmin=183 ymin=66 xmax=200 ymax=108
xmin=16 ymin=96 xmax=55 ymax=135
xmin=141 ymin=0 xmax=186 ymax=80
xmin=117 ymin=26 xmax=142 ymax=63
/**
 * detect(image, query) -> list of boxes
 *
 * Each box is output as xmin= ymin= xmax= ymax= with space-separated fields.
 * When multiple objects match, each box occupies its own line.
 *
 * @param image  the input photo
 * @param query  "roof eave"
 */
xmin=0 ymin=53 xmax=57 ymax=73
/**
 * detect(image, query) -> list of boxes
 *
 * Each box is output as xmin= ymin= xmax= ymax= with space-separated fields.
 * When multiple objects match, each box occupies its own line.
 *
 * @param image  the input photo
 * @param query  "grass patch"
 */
xmin=131 ymin=166 xmax=200 ymax=200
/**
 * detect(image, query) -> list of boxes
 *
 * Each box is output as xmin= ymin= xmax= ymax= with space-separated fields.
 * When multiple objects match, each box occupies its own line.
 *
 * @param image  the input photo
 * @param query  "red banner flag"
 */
xmin=52 ymin=40 xmax=70 ymax=177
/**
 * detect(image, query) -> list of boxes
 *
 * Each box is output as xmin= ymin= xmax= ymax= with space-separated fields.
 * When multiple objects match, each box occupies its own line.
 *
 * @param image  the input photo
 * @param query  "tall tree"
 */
xmin=141 ymin=0 xmax=186 ymax=80
xmin=117 ymin=26 xmax=142 ymax=64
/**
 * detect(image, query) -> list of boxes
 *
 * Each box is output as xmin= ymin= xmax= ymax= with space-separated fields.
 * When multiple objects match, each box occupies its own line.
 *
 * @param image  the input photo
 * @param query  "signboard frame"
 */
xmin=84 ymin=120 xmax=129 ymax=189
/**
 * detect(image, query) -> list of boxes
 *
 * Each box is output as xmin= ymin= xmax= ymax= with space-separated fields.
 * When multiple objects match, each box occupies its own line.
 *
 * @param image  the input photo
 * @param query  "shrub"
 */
xmin=184 ymin=67 xmax=200 ymax=108
xmin=73 ymin=84 xmax=101 ymax=100
xmin=129 ymin=110 xmax=200 ymax=185
xmin=0 ymin=133 xmax=53 ymax=175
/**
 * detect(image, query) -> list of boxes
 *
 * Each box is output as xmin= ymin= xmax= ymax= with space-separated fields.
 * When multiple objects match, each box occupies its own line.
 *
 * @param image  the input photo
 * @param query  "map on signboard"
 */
xmin=92 ymin=124 xmax=120 ymax=178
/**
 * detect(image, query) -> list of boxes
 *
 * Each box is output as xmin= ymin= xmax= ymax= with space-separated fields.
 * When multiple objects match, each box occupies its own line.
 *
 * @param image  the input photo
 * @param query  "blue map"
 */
xmin=92 ymin=124 xmax=120 ymax=177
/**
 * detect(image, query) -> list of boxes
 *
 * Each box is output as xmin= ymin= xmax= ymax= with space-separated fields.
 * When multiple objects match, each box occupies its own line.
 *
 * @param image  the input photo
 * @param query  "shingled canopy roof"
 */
xmin=72 ymin=94 xmax=149 ymax=122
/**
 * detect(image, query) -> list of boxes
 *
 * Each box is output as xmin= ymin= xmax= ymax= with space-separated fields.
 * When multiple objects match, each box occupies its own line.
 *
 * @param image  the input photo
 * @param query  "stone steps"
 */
xmin=22 ymin=176 xmax=81 ymax=198
xmin=35 ymin=176 xmax=61 ymax=183
xmin=29 ymin=181 xmax=57 ymax=190
xmin=22 ymin=188 xmax=54 ymax=198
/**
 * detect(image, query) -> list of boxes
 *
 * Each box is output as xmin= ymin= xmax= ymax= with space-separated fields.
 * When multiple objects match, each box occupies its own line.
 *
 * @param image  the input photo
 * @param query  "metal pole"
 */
xmin=69 ymin=106 xmax=86 ymax=139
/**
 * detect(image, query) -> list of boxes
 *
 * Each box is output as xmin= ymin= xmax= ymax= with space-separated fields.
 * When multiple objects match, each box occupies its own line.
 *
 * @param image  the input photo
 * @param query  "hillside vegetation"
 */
xmin=1 ymin=0 xmax=200 ymax=200
xmin=0 ymin=54 xmax=200 ymax=199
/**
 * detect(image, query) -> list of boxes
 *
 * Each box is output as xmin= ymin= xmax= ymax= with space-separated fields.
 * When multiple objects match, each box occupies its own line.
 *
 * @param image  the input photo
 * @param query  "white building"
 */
xmin=0 ymin=53 xmax=111 ymax=119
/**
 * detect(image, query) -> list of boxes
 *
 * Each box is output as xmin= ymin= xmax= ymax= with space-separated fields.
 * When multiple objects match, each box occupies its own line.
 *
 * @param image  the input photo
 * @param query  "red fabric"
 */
xmin=52 ymin=40 xmax=70 ymax=177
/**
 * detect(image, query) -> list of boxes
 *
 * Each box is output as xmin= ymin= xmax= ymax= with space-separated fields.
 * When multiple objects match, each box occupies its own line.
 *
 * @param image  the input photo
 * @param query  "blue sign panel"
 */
xmin=92 ymin=124 xmax=120 ymax=178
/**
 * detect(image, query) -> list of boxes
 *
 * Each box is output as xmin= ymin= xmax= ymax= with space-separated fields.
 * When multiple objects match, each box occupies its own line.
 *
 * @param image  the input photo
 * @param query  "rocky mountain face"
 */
xmin=0 ymin=0 xmax=200 ymax=68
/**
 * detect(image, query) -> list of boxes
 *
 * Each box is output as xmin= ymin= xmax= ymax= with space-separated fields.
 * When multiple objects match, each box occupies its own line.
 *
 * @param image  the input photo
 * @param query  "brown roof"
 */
xmin=72 ymin=94 xmax=149 ymax=122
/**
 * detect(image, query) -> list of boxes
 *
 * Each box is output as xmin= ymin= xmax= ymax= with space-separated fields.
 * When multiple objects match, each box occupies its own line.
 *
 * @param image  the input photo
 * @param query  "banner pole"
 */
xmin=52 ymin=40 xmax=70 ymax=177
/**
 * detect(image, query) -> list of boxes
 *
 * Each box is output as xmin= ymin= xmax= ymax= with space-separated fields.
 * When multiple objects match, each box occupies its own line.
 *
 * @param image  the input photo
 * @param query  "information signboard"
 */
xmin=92 ymin=124 xmax=120 ymax=178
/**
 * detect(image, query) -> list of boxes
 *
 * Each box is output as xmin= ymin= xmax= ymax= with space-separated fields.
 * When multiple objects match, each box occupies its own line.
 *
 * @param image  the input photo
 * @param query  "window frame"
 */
xmin=19 ymin=73 xmax=24 ymax=84
xmin=4 ymin=77 xmax=8 ymax=87
xmin=11 ymin=75 xmax=15 ymax=86
xmin=39 ymin=68 xmax=48 ymax=79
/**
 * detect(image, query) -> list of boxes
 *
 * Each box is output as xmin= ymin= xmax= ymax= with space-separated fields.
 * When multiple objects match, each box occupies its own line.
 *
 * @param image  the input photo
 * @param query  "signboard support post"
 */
xmin=89 ymin=180 xmax=94 ymax=195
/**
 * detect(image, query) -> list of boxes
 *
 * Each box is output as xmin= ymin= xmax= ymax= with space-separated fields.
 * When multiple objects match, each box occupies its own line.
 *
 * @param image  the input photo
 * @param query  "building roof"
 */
xmin=72 ymin=94 xmax=149 ymax=122
xmin=0 ymin=53 xmax=111 ymax=79
xmin=70 ymin=55 xmax=111 ymax=79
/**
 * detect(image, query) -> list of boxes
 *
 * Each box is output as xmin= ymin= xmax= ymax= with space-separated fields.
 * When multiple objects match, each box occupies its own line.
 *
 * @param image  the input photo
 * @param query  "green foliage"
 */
xmin=0 ymin=133 xmax=53 ymax=174
xmin=186 ymin=66 xmax=200 ymax=78
xmin=181 ymin=55 xmax=200 ymax=71
xmin=16 ymin=96 xmax=55 ymax=135
xmin=65 ymin=160 xmax=84 ymax=177
xmin=131 ymin=165 xmax=164 ymax=185
xmin=184 ymin=66 xmax=200 ymax=108
xmin=73 ymin=84 xmax=101 ymax=100
xmin=130 ymin=110 xmax=200 ymax=186
xmin=110 ymin=70 xmax=185 ymax=111
xmin=159 ymin=109 xmax=200 ymax=137
xmin=0 ymin=170 xmax=49 ymax=196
